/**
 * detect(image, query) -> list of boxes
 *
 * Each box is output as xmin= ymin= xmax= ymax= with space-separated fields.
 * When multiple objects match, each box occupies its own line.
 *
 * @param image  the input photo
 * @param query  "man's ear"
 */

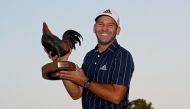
xmin=116 ymin=26 xmax=121 ymax=35
xmin=93 ymin=24 xmax=96 ymax=33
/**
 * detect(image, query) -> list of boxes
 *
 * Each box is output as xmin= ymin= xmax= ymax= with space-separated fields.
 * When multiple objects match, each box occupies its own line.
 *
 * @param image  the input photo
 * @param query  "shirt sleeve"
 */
xmin=111 ymin=50 xmax=134 ymax=87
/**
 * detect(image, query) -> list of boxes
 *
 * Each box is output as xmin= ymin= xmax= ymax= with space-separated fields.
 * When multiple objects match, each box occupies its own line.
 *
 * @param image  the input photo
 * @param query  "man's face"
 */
xmin=94 ymin=16 xmax=120 ymax=45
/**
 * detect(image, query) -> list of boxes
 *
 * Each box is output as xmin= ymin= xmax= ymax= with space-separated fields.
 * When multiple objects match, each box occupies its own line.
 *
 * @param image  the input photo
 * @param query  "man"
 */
xmin=49 ymin=9 xmax=134 ymax=109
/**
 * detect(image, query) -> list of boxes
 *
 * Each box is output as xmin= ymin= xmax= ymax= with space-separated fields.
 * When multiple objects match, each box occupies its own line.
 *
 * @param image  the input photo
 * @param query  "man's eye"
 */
xmin=108 ymin=24 xmax=114 ymax=26
xmin=97 ymin=23 xmax=103 ymax=26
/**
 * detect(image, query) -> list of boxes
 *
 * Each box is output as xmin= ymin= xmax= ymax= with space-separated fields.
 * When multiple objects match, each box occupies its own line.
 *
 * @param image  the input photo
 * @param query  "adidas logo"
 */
xmin=100 ymin=65 xmax=107 ymax=71
xmin=103 ymin=9 xmax=112 ymax=14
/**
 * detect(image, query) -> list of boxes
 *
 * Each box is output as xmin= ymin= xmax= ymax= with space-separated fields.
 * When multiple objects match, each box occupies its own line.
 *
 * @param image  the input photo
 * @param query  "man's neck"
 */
xmin=97 ymin=41 xmax=114 ymax=53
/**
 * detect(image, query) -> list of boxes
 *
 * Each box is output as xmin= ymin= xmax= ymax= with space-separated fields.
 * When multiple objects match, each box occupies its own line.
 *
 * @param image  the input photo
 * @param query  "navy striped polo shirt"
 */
xmin=81 ymin=39 xmax=134 ymax=109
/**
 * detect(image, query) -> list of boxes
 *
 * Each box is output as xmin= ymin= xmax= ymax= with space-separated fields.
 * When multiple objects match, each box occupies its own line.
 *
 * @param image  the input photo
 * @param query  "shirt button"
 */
xmin=94 ymin=62 xmax=97 ymax=64
xmin=97 ymin=55 xmax=100 ymax=57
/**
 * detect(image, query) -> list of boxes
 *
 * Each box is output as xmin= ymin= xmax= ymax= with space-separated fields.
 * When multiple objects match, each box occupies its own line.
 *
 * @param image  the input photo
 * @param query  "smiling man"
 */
xmin=48 ymin=9 xmax=135 ymax=109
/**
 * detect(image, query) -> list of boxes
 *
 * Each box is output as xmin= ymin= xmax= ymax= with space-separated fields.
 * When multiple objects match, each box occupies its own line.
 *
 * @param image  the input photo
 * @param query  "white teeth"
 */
xmin=101 ymin=33 xmax=108 ymax=36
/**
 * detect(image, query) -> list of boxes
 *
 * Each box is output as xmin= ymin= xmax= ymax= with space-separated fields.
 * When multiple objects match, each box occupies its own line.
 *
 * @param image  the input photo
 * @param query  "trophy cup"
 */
xmin=41 ymin=22 xmax=82 ymax=80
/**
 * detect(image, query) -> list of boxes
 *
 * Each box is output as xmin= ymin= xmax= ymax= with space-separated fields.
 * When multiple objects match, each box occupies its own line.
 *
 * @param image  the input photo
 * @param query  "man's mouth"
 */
xmin=101 ymin=33 xmax=108 ymax=36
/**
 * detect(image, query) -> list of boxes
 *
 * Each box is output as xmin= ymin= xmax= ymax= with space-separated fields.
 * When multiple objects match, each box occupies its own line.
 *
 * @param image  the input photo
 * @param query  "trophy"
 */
xmin=41 ymin=22 xmax=82 ymax=80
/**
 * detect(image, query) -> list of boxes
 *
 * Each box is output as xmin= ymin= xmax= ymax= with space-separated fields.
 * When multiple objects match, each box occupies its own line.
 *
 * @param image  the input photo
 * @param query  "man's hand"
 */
xmin=56 ymin=66 xmax=88 ymax=87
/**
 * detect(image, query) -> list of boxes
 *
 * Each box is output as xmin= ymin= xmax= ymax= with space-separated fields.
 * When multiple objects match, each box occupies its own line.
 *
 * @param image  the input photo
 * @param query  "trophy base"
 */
xmin=41 ymin=61 xmax=76 ymax=80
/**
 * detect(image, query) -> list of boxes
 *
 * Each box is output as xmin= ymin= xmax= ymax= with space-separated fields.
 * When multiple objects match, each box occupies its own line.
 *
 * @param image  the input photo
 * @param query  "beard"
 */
xmin=97 ymin=35 xmax=116 ymax=45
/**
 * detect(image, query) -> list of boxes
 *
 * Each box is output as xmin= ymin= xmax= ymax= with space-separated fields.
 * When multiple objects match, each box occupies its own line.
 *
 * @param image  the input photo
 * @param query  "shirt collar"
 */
xmin=93 ymin=39 xmax=120 ymax=54
xmin=107 ymin=39 xmax=120 ymax=52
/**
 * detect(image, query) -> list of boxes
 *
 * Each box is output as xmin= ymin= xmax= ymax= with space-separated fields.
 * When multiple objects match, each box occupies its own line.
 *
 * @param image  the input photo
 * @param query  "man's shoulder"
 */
xmin=116 ymin=45 xmax=130 ymax=53
xmin=87 ymin=48 xmax=95 ymax=54
xmin=114 ymin=46 xmax=133 ymax=58
xmin=84 ymin=49 xmax=96 ymax=58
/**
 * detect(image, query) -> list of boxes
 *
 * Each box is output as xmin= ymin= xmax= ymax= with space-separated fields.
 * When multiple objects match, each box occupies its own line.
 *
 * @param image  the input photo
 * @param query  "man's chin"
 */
xmin=98 ymin=40 xmax=113 ymax=45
